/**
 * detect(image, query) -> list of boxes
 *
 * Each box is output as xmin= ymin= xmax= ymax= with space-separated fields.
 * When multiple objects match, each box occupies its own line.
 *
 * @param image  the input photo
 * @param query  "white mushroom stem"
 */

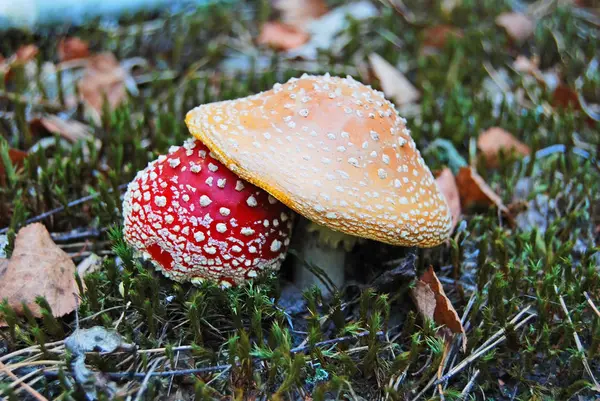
xmin=292 ymin=220 xmax=357 ymax=295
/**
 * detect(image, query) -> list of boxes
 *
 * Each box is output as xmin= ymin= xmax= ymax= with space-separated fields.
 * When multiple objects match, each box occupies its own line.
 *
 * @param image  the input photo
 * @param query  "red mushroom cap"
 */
xmin=122 ymin=138 xmax=293 ymax=287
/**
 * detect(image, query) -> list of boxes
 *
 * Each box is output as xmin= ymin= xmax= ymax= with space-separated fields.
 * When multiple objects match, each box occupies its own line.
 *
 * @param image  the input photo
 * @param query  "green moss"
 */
xmin=0 ymin=1 xmax=599 ymax=400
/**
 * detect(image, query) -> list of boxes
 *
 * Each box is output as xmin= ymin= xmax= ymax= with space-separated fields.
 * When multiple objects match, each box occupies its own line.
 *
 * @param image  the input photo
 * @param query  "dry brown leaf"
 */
xmin=435 ymin=168 xmax=461 ymax=232
xmin=58 ymin=37 xmax=90 ymax=62
xmin=273 ymin=0 xmax=328 ymax=29
xmin=0 ymin=148 xmax=28 ymax=186
xmin=258 ymin=22 xmax=310 ymax=51
xmin=78 ymin=52 xmax=128 ymax=123
xmin=456 ymin=166 xmax=509 ymax=214
xmin=30 ymin=115 xmax=93 ymax=143
xmin=552 ymin=83 xmax=581 ymax=110
xmin=0 ymin=223 xmax=79 ymax=326
xmin=478 ymin=127 xmax=530 ymax=167
xmin=369 ymin=52 xmax=420 ymax=106
xmin=496 ymin=12 xmax=535 ymax=42
xmin=411 ymin=266 xmax=466 ymax=350
xmin=14 ymin=44 xmax=39 ymax=64
xmin=422 ymin=25 xmax=463 ymax=50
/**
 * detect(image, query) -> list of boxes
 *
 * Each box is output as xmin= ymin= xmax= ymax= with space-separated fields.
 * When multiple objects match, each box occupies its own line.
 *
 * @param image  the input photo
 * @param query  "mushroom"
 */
xmin=122 ymin=138 xmax=293 ymax=287
xmin=185 ymin=74 xmax=452 ymax=292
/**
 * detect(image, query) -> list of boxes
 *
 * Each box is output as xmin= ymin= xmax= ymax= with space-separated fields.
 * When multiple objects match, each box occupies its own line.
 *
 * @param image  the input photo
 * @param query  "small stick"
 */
xmin=133 ymin=357 xmax=163 ymax=401
xmin=0 ymin=184 xmax=128 ymax=235
xmin=460 ymin=369 xmax=480 ymax=400
xmin=437 ymin=312 xmax=536 ymax=384
xmin=0 ymin=341 xmax=64 ymax=363
xmin=0 ymin=361 xmax=49 ymax=401
xmin=556 ymin=287 xmax=600 ymax=391
xmin=584 ymin=291 xmax=600 ymax=319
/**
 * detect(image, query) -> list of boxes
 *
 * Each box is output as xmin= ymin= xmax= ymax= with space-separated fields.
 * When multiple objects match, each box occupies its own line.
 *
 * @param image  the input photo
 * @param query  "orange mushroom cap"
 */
xmin=185 ymin=74 xmax=452 ymax=247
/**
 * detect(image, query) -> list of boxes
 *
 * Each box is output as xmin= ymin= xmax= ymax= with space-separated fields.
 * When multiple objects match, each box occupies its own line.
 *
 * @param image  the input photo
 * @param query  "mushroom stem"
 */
xmin=292 ymin=220 xmax=358 ymax=295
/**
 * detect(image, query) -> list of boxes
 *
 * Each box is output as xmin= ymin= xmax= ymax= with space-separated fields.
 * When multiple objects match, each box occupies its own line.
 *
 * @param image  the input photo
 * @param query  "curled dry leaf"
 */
xmin=369 ymin=52 xmax=420 ymax=106
xmin=273 ymin=0 xmax=328 ymax=29
xmin=496 ymin=12 xmax=535 ymax=42
xmin=456 ymin=166 xmax=509 ymax=214
xmin=411 ymin=266 xmax=467 ymax=351
xmin=258 ymin=22 xmax=310 ymax=51
xmin=78 ymin=52 xmax=128 ymax=124
xmin=0 ymin=223 xmax=79 ymax=326
xmin=58 ymin=37 xmax=90 ymax=62
xmin=422 ymin=25 xmax=463 ymax=50
xmin=435 ymin=168 xmax=461 ymax=232
xmin=477 ymin=127 xmax=530 ymax=167
xmin=552 ymin=84 xmax=581 ymax=110
xmin=0 ymin=147 xmax=28 ymax=186
xmin=30 ymin=115 xmax=93 ymax=143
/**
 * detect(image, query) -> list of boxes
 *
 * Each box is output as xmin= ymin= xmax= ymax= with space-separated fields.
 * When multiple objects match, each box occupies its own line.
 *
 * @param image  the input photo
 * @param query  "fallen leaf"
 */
xmin=273 ymin=0 xmax=328 ymax=29
xmin=435 ymin=168 xmax=461 ymax=232
xmin=552 ymin=83 xmax=581 ymax=110
xmin=369 ymin=52 xmax=420 ymax=106
xmin=78 ymin=52 xmax=128 ymax=124
xmin=422 ymin=25 xmax=463 ymax=50
xmin=258 ymin=22 xmax=310 ymax=51
xmin=14 ymin=44 xmax=39 ymax=64
xmin=58 ymin=37 xmax=90 ymax=62
xmin=477 ymin=127 xmax=530 ymax=167
xmin=496 ymin=12 xmax=535 ymax=42
xmin=0 ymin=147 xmax=28 ymax=186
xmin=286 ymin=1 xmax=378 ymax=60
xmin=0 ymin=223 xmax=79 ymax=326
xmin=411 ymin=267 xmax=466 ymax=350
xmin=2 ymin=44 xmax=39 ymax=83
xmin=456 ymin=166 xmax=509 ymax=214
xmin=30 ymin=115 xmax=93 ymax=143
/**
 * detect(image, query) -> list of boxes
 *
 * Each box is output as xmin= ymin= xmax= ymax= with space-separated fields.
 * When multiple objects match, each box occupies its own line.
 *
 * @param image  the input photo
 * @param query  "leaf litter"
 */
xmin=411 ymin=267 xmax=467 ymax=351
xmin=0 ymin=223 xmax=79 ymax=326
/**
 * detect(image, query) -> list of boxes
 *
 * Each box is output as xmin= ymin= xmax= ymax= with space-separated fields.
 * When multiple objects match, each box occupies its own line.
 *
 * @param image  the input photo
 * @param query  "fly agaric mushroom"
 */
xmin=122 ymin=138 xmax=293 ymax=287
xmin=185 ymin=74 xmax=452 ymax=292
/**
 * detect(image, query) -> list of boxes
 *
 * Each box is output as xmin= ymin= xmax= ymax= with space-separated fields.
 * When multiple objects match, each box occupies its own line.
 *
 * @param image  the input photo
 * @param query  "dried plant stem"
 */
xmin=460 ymin=369 xmax=480 ymax=400
xmin=0 ymin=361 xmax=49 ymax=401
xmin=556 ymin=287 xmax=600 ymax=391
xmin=584 ymin=291 xmax=600 ymax=318
xmin=437 ymin=308 xmax=536 ymax=384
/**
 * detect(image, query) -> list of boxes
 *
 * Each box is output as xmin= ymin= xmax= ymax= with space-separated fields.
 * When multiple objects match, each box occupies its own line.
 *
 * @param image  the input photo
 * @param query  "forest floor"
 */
xmin=1 ymin=1 xmax=600 ymax=400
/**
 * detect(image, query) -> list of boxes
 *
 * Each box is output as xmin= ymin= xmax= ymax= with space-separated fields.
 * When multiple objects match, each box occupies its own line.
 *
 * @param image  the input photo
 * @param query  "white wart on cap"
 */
xmin=122 ymin=139 xmax=293 ymax=287
xmin=185 ymin=74 xmax=452 ymax=247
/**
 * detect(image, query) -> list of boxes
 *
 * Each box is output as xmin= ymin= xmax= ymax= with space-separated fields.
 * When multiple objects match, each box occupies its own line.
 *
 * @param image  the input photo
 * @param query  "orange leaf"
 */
xmin=456 ymin=166 xmax=508 ymax=214
xmin=78 ymin=52 xmax=128 ymax=123
xmin=552 ymin=84 xmax=581 ymax=110
xmin=273 ymin=0 xmax=328 ymax=29
xmin=496 ymin=12 xmax=535 ymax=42
xmin=411 ymin=267 xmax=467 ymax=350
xmin=58 ymin=37 xmax=90 ymax=62
xmin=422 ymin=25 xmax=463 ymax=50
xmin=435 ymin=168 xmax=461 ymax=232
xmin=0 ymin=224 xmax=79 ymax=327
xmin=0 ymin=148 xmax=28 ymax=186
xmin=258 ymin=22 xmax=310 ymax=51
xmin=477 ymin=127 xmax=530 ymax=167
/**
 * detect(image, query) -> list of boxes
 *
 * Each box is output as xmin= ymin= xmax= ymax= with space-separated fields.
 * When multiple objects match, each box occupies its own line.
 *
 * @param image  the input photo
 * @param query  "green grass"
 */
xmin=1 ymin=1 xmax=600 ymax=400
